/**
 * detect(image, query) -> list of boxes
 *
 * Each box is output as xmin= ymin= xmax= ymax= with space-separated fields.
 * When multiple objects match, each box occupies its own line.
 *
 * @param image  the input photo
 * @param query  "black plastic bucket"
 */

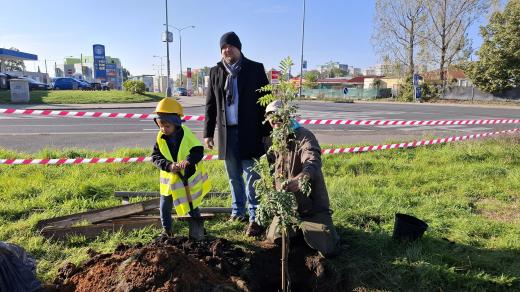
xmin=392 ymin=213 xmax=428 ymax=241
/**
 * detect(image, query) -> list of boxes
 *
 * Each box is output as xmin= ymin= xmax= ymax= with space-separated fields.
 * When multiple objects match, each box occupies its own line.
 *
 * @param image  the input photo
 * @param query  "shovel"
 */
xmin=177 ymin=171 xmax=205 ymax=240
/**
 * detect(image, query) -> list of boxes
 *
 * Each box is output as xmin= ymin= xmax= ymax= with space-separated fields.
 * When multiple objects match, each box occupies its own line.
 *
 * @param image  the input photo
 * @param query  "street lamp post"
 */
xmin=299 ymin=0 xmax=306 ymax=99
xmin=164 ymin=25 xmax=195 ymax=87
xmin=163 ymin=0 xmax=173 ymax=97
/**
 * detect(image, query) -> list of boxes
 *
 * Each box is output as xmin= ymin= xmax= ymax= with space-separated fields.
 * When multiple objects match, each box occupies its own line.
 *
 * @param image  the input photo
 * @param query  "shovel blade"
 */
xmin=188 ymin=218 xmax=205 ymax=241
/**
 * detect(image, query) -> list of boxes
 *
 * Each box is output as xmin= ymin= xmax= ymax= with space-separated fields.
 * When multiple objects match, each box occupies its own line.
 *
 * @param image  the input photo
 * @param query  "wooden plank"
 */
xmin=174 ymin=213 xmax=214 ymax=221
xmin=136 ymin=207 xmax=232 ymax=216
xmin=115 ymin=191 xmax=229 ymax=204
xmin=114 ymin=191 xmax=229 ymax=197
xmin=36 ymin=198 xmax=160 ymax=230
xmin=37 ymin=205 xmax=231 ymax=230
xmin=40 ymin=218 xmax=162 ymax=240
xmin=115 ymin=191 xmax=159 ymax=197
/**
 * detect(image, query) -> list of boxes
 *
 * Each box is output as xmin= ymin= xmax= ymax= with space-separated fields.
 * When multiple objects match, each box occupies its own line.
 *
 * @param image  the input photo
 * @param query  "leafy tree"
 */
xmin=123 ymin=80 xmax=145 ymax=94
xmin=255 ymin=57 xmax=311 ymax=291
xmin=467 ymin=0 xmax=520 ymax=93
xmin=0 ymin=47 xmax=25 ymax=71
xmin=303 ymin=70 xmax=320 ymax=89
xmin=372 ymin=0 xmax=427 ymax=78
xmin=423 ymin=0 xmax=490 ymax=84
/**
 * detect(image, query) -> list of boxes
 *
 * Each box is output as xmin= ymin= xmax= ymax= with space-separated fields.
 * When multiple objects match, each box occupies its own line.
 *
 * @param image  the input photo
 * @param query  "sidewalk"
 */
xmin=1 ymin=95 xmax=207 ymax=110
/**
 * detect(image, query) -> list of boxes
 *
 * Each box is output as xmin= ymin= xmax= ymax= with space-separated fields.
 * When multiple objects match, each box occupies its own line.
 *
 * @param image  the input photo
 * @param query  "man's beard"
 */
xmin=223 ymin=55 xmax=237 ymax=64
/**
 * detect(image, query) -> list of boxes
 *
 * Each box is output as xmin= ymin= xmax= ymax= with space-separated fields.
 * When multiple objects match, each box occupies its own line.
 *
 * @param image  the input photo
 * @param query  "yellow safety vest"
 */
xmin=157 ymin=125 xmax=211 ymax=215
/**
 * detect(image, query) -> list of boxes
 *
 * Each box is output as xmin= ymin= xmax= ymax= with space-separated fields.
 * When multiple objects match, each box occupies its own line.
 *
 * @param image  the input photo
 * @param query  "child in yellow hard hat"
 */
xmin=151 ymin=97 xmax=211 ymax=236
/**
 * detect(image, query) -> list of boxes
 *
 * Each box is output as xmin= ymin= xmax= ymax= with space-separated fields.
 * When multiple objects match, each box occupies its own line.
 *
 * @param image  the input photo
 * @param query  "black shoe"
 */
xmin=246 ymin=222 xmax=264 ymax=237
xmin=228 ymin=215 xmax=247 ymax=223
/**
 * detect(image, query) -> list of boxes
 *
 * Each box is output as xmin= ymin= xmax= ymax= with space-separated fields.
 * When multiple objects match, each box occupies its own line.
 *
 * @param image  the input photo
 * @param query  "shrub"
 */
xmin=420 ymin=83 xmax=440 ymax=101
xmin=123 ymin=80 xmax=146 ymax=94
xmin=397 ymin=77 xmax=414 ymax=102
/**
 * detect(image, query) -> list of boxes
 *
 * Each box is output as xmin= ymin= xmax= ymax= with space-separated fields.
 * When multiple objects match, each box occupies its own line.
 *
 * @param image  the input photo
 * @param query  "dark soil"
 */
xmin=44 ymin=235 xmax=347 ymax=292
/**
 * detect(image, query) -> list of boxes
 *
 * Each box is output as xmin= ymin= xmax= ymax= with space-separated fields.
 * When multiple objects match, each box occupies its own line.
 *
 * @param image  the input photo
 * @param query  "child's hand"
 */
xmin=169 ymin=163 xmax=181 ymax=172
xmin=177 ymin=160 xmax=190 ymax=169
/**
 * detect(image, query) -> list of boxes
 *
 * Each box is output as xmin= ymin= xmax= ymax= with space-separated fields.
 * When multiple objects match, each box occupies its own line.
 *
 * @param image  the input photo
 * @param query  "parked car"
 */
xmin=0 ymin=73 xmax=19 ymax=90
xmin=73 ymin=78 xmax=93 ymax=90
xmin=19 ymin=76 xmax=50 ymax=90
xmin=89 ymin=81 xmax=110 ymax=91
xmin=52 ymin=77 xmax=91 ymax=90
xmin=176 ymin=87 xmax=188 ymax=96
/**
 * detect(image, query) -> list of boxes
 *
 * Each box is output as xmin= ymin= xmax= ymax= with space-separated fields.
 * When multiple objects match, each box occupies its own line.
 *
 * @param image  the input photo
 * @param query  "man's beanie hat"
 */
xmin=220 ymin=31 xmax=242 ymax=51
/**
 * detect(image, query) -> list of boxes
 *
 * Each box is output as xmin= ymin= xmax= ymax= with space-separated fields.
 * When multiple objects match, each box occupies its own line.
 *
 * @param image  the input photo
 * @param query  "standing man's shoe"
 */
xmin=246 ymin=222 xmax=263 ymax=237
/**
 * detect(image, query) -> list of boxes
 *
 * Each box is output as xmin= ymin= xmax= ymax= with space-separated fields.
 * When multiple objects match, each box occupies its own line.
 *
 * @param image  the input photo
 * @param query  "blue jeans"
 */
xmin=225 ymin=126 xmax=260 ymax=222
xmin=160 ymin=195 xmax=200 ymax=231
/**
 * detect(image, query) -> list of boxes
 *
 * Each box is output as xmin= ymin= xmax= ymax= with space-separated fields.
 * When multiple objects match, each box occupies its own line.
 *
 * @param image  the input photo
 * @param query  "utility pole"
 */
xmin=164 ymin=0 xmax=172 ymax=97
xmin=298 ymin=0 xmax=306 ymax=99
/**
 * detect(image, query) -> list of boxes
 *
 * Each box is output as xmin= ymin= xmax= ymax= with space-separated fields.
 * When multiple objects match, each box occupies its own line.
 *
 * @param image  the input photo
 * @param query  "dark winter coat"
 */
xmin=203 ymin=55 xmax=271 ymax=160
xmin=268 ymin=127 xmax=332 ymax=215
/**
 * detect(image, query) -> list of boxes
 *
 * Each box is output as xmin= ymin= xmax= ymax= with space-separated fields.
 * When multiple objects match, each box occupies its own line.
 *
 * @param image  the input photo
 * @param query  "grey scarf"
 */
xmin=222 ymin=57 xmax=243 ymax=106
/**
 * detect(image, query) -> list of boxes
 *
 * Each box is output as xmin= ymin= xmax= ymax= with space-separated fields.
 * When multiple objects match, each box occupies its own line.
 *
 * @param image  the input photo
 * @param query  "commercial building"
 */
xmin=319 ymin=62 xmax=349 ymax=74
xmin=55 ymin=45 xmax=124 ymax=89
xmin=131 ymin=75 xmax=154 ymax=92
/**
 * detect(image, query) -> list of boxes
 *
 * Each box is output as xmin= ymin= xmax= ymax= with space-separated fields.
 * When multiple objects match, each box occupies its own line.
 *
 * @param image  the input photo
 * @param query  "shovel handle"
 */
xmin=177 ymin=172 xmax=195 ymax=212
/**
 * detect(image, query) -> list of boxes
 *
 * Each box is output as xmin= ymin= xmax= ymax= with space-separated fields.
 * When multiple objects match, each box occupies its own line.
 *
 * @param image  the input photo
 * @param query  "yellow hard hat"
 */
xmin=153 ymin=97 xmax=184 ymax=116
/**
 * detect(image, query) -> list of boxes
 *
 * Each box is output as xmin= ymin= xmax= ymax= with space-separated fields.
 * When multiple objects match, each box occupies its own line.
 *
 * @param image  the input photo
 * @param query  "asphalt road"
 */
xmin=1 ymin=98 xmax=519 ymax=153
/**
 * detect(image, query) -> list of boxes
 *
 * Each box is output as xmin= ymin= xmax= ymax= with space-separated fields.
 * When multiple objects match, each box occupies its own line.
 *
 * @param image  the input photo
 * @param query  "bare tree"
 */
xmin=372 ymin=0 xmax=427 ymax=78
xmin=423 ymin=0 xmax=490 ymax=83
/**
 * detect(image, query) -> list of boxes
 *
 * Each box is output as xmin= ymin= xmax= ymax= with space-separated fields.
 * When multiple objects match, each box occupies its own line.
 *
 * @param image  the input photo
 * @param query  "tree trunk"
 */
xmin=281 ymin=230 xmax=289 ymax=292
xmin=409 ymin=21 xmax=415 ymax=77
xmin=439 ymin=0 xmax=448 ymax=92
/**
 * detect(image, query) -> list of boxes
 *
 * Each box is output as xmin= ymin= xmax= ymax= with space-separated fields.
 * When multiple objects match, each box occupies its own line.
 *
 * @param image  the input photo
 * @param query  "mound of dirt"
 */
xmin=45 ymin=235 xmax=346 ymax=291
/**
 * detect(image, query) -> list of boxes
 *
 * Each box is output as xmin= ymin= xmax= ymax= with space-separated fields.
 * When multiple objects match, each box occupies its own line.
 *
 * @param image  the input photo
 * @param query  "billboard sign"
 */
xmin=93 ymin=44 xmax=107 ymax=82
xmin=271 ymin=70 xmax=280 ymax=84
xmin=106 ymin=63 xmax=117 ymax=77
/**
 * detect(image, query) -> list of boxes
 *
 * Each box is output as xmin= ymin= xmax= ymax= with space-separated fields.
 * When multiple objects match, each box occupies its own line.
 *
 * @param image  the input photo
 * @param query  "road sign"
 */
xmin=162 ymin=31 xmax=173 ymax=42
xmin=271 ymin=70 xmax=280 ymax=84
xmin=93 ymin=44 xmax=107 ymax=82
xmin=343 ymin=87 xmax=349 ymax=95
xmin=413 ymin=74 xmax=420 ymax=86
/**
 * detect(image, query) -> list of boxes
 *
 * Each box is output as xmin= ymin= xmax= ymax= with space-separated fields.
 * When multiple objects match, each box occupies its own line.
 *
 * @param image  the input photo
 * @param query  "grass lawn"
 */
xmin=0 ymin=90 xmax=165 ymax=104
xmin=1 ymin=137 xmax=519 ymax=290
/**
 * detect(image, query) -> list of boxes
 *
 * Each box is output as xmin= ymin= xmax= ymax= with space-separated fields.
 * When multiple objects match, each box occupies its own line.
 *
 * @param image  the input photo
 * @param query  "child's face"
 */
xmin=157 ymin=119 xmax=176 ymax=136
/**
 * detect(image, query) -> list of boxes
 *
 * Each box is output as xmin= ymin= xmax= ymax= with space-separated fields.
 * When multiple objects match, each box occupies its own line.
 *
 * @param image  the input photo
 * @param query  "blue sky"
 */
xmin=0 ymin=0 xmax=492 ymax=76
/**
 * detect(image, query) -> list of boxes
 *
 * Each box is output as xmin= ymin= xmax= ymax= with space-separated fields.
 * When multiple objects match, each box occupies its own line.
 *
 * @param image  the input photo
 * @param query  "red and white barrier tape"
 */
xmin=297 ymin=118 xmax=520 ymax=126
xmin=321 ymin=128 xmax=519 ymax=154
xmin=1 ymin=128 xmax=517 ymax=165
xmin=1 ymin=108 xmax=519 ymax=126
xmin=0 ymin=108 xmax=204 ymax=121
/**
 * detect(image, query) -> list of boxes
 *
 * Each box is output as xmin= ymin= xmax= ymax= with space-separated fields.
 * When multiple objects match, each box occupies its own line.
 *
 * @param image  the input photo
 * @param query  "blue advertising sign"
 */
xmin=415 ymin=87 xmax=422 ymax=99
xmin=413 ymin=73 xmax=420 ymax=86
xmin=106 ymin=63 xmax=117 ymax=77
xmin=93 ymin=44 xmax=107 ymax=82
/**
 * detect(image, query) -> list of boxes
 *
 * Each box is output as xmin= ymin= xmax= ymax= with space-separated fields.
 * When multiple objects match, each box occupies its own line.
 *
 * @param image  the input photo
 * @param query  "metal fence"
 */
xmin=302 ymin=88 xmax=391 ymax=100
